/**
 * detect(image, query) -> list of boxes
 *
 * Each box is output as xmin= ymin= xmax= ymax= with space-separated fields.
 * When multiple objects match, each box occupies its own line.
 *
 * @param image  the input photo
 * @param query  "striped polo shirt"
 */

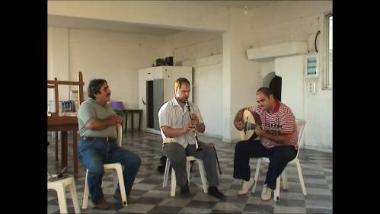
xmin=249 ymin=101 xmax=298 ymax=149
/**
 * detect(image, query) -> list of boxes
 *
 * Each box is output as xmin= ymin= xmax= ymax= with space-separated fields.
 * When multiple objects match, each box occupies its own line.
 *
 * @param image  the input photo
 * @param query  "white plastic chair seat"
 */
xmin=163 ymin=156 xmax=208 ymax=197
xmin=81 ymin=124 xmax=127 ymax=209
xmin=48 ymin=175 xmax=81 ymax=213
xmin=251 ymin=119 xmax=307 ymax=201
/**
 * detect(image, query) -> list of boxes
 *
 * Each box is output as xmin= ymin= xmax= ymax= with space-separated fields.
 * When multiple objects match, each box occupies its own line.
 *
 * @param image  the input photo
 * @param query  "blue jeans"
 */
xmin=78 ymin=138 xmax=141 ymax=203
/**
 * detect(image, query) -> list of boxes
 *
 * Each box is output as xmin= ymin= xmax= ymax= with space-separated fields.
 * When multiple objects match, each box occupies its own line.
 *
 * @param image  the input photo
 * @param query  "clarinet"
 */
xmin=185 ymin=99 xmax=202 ymax=151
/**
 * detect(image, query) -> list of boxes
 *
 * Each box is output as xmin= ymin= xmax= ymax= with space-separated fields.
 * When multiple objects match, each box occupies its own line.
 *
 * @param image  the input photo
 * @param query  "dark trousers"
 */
xmin=233 ymin=140 xmax=297 ymax=190
xmin=162 ymin=142 xmax=219 ymax=188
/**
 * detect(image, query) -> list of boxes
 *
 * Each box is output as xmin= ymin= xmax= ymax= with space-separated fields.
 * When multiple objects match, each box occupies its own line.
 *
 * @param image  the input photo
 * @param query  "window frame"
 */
xmin=321 ymin=12 xmax=333 ymax=90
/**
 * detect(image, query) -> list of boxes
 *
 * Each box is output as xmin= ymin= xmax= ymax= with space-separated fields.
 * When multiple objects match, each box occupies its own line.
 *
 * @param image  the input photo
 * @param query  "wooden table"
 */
xmin=47 ymin=116 xmax=79 ymax=176
xmin=115 ymin=109 xmax=143 ymax=135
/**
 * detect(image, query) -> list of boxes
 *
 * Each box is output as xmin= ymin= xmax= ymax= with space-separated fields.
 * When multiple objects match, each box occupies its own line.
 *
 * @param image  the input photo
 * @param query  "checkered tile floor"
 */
xmin=47 ymin=131 xmax=332 ymax=213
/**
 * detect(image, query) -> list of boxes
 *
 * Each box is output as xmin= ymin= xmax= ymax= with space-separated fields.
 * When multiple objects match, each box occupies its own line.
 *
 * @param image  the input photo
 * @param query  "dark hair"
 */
xmin=174 ymin=77 xmax=191 ymax=91
xmin=256 ymin=87 xmax=274 ymax=98
xmin=88 ymin=79 xmax=107 ymax=99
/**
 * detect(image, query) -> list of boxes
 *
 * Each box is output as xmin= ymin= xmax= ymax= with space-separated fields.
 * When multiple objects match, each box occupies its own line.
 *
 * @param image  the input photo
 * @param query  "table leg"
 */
xmin=125 ymin=112 xmax=128 ymax=135
xmin=138 ymin=111 xmax=142 ymax=132
xmin=61 ymin=131 xmax=68 ymax=170
xmin=55 ymin=131 xmax=59 ymax=161
xmin=73 ymin=130 xmax=78 ymax=176
xmin=123 ymin=113 xmax=127 ymax=133
xmin=131 ymin=112 xmax=134 ymax=135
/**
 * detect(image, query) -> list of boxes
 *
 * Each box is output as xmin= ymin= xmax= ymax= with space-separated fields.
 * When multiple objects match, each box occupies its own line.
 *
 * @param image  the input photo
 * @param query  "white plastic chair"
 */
xmin=251 ymin=119 xmax=307 ymax=201
xmin=48 ymin=175 xmax=81 ymax=213
xmin=82 ymin=124 xmax=127 ymax=209
xmin=162 ymin=156 xmax=208 ymax=197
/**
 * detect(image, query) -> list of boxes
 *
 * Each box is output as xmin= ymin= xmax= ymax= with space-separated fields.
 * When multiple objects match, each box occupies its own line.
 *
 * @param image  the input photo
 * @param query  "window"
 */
xmin=322 ymin=14 xmax=333 ymax=89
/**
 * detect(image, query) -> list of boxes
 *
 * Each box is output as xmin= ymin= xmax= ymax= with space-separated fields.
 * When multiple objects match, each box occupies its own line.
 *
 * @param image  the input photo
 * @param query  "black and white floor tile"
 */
xmin=48 ymin=131 xmax=332 ymax=213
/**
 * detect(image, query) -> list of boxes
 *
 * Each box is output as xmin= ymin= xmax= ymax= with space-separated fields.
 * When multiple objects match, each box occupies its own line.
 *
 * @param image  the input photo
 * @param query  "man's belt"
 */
xmin=80 ymin=136 xmax=116 ymax=142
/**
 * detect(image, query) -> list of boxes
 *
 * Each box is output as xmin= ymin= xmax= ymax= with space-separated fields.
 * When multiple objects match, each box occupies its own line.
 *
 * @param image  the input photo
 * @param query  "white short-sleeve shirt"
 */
xmin=158 ymin=97 xmax=204 ymax=148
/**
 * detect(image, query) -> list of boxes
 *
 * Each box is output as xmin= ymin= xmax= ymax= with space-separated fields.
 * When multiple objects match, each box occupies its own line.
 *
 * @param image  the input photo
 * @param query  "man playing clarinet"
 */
xmin=158 ymin=77 xmax=225 ymax=200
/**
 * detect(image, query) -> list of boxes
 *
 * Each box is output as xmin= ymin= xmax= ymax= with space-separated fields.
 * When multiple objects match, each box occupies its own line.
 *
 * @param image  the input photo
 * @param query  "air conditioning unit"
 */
xmin=246 ymin=41 xmax=308 ymax=61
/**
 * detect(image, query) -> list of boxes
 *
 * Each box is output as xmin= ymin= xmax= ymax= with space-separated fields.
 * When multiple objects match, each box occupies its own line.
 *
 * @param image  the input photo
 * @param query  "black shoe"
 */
xmin=208 ymin=186 xmax=226 ymax=201
xmin=93 ymin=198 xmax=113 ymax=210
xmin=180 ymin=183 xmax=191 ymax=198
xmin=157 ymin=165 xmax=165 ymax=173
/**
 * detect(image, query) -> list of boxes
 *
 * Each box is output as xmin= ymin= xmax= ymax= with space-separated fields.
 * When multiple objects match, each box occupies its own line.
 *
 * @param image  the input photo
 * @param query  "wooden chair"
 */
xmin=47 ymin=72 xmax=84 ymax=161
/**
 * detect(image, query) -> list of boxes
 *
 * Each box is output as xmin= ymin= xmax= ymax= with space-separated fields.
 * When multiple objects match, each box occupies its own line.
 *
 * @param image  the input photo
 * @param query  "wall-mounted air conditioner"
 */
xmin=246 ymin=41 xmax=308 ymax=61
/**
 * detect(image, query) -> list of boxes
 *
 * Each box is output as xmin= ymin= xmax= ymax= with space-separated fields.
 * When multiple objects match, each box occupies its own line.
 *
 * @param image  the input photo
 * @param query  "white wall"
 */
xmin=275 ymin=55 xmax=305 ymax=119
xmin=249 ymin=1 xmax=331 ymax=49
xmin=162 ymin=31 xmax=222 ymax=63
xmin=260 ymin=61 xmax=275 ymax=85
xmin=183 ymin=56 xmax=223 ymax=138
xmin=247 ymin=1 xmax=332 ymax=151
xmin=48 ymin=1 xmax=332 ymax=150
xmin=48 ymin=1 xmax=229 ymax=32
xmin=225 ymin=7 xmax=261 ymax=142
xmin=49 ymin=27 xmax=165 ymax=108
xmin=163 ymin=31 xmax=223 ymax=138
xmin=48 ymin=27 xmax=166 ymax=129
xmin=68 ymin=28 xmax=163 ymax=108
xmin=48 ymin=27 xmax=70 ymax=112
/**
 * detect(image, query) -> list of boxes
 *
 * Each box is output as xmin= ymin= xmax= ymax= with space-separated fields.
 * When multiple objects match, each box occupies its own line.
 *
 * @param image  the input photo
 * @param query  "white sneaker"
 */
xmin=261 ymin=184 xmax=272 ymax=201
xmin=238 ymin=178 xmax=255 ymax=196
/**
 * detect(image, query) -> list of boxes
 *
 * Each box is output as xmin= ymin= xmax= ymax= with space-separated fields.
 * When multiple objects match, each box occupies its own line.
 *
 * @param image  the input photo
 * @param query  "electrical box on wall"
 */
xmin=305 ymin=54 xmax=319 ymax=78
xmin=306 ymin=81 xmax=317 ymax=94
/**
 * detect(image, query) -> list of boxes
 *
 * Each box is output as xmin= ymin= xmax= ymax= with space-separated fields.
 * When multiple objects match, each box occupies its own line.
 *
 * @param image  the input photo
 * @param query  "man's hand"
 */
xmin=184 ymin=120 xmax=195 ymax=134
xmin=235 ymin=121 xmax=244 ymax=131
xmin=190 ymin=113 xmax=199 ymax=126
xmin=254 ymin=125 xmax=265 ymax=137
xmin=161 ymin=121 xmax=194 ymax=138
xmin=85 ymin=115 xmax=123 ymax=130
xmin=234 ymin=108 xmax=245 ymax=131
xmin=107 ymin=115 xmax=123 ymax=126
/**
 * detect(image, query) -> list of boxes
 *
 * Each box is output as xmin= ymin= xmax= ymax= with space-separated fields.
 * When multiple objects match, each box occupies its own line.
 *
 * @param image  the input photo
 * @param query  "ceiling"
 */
xmin=48 ymin=1 xmax=277 ymax=35
xmin=193 ymin=1 xmax=275 ymax=9
xmin=48 ymin=15 xmax=183 ymax=36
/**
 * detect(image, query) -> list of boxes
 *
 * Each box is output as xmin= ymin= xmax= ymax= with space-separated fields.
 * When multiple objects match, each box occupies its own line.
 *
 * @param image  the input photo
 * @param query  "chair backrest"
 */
xmin=294 ymin=119 xmax=306 ymax=158
xmin=260 ymin=119 xmax=306 ymax=163
xmin=117 ymin=124 xmax=123 ymax=147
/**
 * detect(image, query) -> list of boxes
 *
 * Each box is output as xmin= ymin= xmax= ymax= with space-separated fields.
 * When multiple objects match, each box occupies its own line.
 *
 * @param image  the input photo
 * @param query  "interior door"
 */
xmin=152 ymin=79 xmax=164 ymax=130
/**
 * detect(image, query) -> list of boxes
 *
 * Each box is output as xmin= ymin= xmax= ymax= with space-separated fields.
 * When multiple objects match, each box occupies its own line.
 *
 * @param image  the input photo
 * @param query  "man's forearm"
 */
xmin=161 ymin=126 xmax=188 ymax=138
xmin=262 ymin=132 xmax=293 ymax=145
xmin=85 ymin=118 xmax=113 ymax=130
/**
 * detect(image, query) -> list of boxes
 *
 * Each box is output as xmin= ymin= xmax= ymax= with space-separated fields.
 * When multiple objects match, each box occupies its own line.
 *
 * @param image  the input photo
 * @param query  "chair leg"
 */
xmin=170 ymin=169 xmax=176 ymax=197
xmin=296 ymin=160 xmax=307 ymax=195
xmin=112 ymin=170 xmax=119 ymax=190
xmin=163 ymin=159 xmax=170 ymax=188
xmin=114 ymin=164 xmax=127 ymax=206
xmin=186 ymin=159 xmax=191 ymax=183
xmin=55 ymin=184 xmax=68 ymax=214
xmin=281 ymin=169 xmax=288 ymax=190
xmin=69 ymin=179 xmax=81 ymax=213
xmin=197 ymin=159 xmax=208 ymax=193
xmin=55 ymin=132 xmax=59 ymax=161
xmin=251 ymin=158 xmax=261 ymax=194
xmin=82 ymin=170 xmax=89 ymax=209
xmin=274 ymin=176 xmax=280 ymax=201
